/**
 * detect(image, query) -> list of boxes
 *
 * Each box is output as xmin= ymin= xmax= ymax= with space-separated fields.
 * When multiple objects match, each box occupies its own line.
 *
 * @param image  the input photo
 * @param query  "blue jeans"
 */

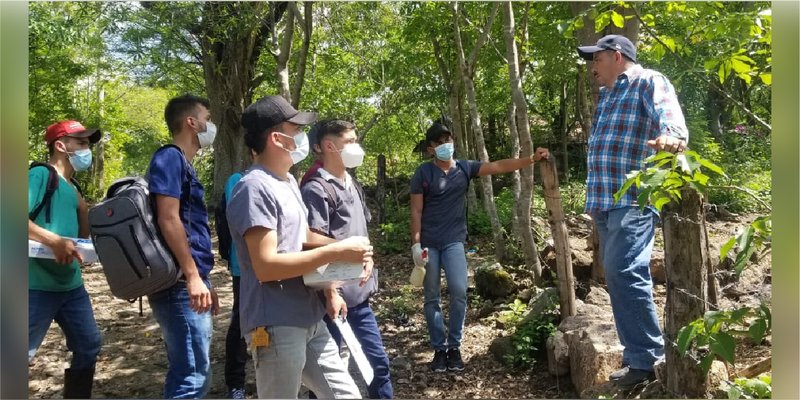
xmin=148 ymin=280 xmax=213 ymax=399
xmin=28 ymin=285 xmax=102 ymax=370
xmin=593 ymin=207 xmax=665 ymax=371
xmin=423 ymin=241 xmax=468 ymax=351
xmin=325 ymin=300 xmax=394 ymax=399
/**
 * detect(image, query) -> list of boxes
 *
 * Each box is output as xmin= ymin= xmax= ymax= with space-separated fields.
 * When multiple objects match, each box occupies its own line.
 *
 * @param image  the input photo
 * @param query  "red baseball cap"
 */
xmin=45 ymin=120 xmax=102 ymax=145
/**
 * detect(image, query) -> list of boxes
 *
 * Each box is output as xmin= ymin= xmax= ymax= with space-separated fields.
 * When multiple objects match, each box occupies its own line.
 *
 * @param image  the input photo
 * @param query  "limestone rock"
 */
xmin=525 ymin=286 xmax=559 ymax=319
xmin=583 ymin=285 xmax=611 ymax=307
xmin=546 ymin=330 xmax=570 ymax=376
xmin=474 ymin=263 xmax=515 ymax=300
xmin=488 ymin=335 xmax=514 ymax=364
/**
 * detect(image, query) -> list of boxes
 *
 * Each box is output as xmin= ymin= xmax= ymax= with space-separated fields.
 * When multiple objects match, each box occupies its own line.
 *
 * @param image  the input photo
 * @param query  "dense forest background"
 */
xmin=29 ymin=1 xmax=772 ymax=260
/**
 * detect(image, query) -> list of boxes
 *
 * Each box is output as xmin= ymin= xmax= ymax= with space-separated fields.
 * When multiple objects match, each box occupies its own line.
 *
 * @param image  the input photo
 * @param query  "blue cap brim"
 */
xmin=577 ymin=45 xmax=604 ymax=60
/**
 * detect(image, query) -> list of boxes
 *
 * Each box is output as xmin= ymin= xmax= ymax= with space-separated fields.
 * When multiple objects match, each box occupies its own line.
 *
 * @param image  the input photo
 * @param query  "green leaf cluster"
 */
xmin=501 ymin=303 xmax=558 ymax=370
xmin=613 ymin=150 xmax=727 ymax=212
xmin=720 ymin=216 xmax=772 ymax=277
xmin=726 ymin=374 xmax=772 ymax=399
xmin=676 ymin=304 xmax=771 ymax=374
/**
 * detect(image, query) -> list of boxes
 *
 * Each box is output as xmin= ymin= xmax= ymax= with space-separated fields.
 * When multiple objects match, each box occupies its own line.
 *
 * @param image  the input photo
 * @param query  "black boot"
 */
xmin=64 ymin=368 xmax=94 ymax=399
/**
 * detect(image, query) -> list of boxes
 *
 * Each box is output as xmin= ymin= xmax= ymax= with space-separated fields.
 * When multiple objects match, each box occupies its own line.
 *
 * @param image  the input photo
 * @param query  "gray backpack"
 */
xmin=89 ymin=176 xmax=181 ymax=300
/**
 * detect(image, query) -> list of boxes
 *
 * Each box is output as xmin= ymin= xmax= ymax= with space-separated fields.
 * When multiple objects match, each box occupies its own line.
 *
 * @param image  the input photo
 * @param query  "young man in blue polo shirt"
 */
xmin=410 ymin=122 xmax=549 ymax=373
xmin=227 ymin=95 xmax=372 ymax=398
xmin=301 ymin=119 xmax=393 ymax=398
xmin=577 ymin=34 xmax=688 ymax=388
xmin=147 ymin=94 xmax=219 ymax=398
xmin=28 ymin=120 xmax=103 ymax=399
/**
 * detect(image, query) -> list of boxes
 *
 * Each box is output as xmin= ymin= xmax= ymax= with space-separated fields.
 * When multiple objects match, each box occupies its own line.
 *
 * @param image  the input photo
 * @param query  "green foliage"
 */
xmin=498 ymin=298 xmax=527 ymax=326
xmin=614 ymin=150 xmax=727 ymax=212
xmin=720 ymin=215 xmax=772 ymax=277
xmin=676 ymin=304 xmax=771 ymax=374
xmin=502 ymin=302 xmax=558 ymax=370
xmin=378 ymin=285 xmax=417 ymax=321
xmin=726 ymin=374 xmax=772 ymax=399
xmin=376 ymin=201 xmax=411 ymax=255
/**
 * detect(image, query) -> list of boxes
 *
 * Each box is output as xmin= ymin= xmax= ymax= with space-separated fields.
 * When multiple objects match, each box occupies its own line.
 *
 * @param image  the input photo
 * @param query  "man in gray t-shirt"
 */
xmin=227 ymin=95 xmax=372 ymax=399
xmin=409 ymin=122 xmax=549 ymax=373
xmin=301 ymin=119 xmax=393 ymax=399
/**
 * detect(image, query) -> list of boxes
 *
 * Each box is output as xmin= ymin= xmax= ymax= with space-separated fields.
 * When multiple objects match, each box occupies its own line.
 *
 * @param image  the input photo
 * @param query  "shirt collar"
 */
xmin=318 ymin=167 xmax=351 ymax=189
xmin=620 ymin=64 xmax=643 ymax=80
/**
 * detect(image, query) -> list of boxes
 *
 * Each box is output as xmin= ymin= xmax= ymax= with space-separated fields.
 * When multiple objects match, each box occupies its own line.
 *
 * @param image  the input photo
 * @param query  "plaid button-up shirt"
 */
xmin=585 ymin=64 xmax=689 ymax=213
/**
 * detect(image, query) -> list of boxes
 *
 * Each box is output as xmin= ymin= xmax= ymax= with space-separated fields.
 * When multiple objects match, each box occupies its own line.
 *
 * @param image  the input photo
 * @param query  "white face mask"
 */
xmin=197 ymin=121 xmax=217 ymax=148
xmin=279 ymin=131 xmax=310 ymax=164
xmin=338 ymin=143 xmax=365 ymax=168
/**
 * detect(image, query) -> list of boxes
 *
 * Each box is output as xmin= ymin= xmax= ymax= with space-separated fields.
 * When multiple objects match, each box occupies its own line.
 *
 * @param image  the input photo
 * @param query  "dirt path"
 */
xmin=28 ymin=214 xmax=770 ymax=399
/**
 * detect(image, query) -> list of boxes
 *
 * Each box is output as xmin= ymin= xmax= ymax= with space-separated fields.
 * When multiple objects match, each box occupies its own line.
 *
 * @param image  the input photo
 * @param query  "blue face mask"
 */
xmin=68 ymin=149 xmax=93 ymax=172
xmin=434 ymin=142 xmax=454 ymax=161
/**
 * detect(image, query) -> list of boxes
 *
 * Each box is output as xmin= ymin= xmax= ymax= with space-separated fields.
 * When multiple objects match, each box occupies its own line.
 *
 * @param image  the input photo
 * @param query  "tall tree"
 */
xmin=451 ymin=2 xmax=506 ymax=262
xmin=502 ymin=2 xmax=542 ymax=280
xmin=125 ymin=2 xmax=293 ymax=205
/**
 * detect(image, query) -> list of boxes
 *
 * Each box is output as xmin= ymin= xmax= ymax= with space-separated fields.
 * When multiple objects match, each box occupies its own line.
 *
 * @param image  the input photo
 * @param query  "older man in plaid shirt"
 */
xmin=578 ymin=34 xmax=688 ymax=389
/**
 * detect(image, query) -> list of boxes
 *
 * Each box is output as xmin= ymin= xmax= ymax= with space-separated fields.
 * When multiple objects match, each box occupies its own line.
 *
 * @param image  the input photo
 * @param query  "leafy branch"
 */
xmin=720 ymin=215 xmax=772 ymax=278
xmin=676 ymin=304 xmax=772 ymax=374
xmin=613 ymin=150 xmax=727 ymax=212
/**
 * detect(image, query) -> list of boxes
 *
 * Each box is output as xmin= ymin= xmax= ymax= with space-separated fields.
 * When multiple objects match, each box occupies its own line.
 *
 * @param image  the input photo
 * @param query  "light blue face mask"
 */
xmin=434 ymin=142 xmax=454 ymax=161
xmin=68 ymin=149 xmax=93 ymax=172
xmin=279 ymin=131 xmax=310 ymax=164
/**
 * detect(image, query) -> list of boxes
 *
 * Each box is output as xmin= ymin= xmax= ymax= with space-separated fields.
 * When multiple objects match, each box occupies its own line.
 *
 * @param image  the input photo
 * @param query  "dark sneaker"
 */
xmin=229 ymin=387 xmax=246 ymax=399
xmin=446 ymin=348 xmax=465 ymax=372
xmin=613 ymin=368 xmax=655 ymax=389
xmin=430 ymin=350 xmax=448 ymax=372
xmin=609 ymin=365 xmax=630 ymax=381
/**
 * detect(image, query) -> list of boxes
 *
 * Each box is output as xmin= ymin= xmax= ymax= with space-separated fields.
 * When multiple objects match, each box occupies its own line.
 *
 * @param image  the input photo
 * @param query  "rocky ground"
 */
xmin=28 ymin=213 xmax=771 ymax=399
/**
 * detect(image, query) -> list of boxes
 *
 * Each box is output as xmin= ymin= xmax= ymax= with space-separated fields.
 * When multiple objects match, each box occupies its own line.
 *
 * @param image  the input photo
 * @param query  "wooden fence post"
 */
xmin=590 ymin=222 xmax=605 ymax=283
xmin=538 ymin=157 xmax=577 ymax=317
xmin=662 ymin=187 xmax=712 ymax=397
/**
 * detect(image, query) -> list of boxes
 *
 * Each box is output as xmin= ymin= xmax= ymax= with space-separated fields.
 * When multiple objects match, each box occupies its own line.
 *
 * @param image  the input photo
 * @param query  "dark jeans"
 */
xmin=325 ymin=300 xmax=394 ymax=399
xmin=28 ymin=285 xmax=102 ymax=370
xmin=225 ymin=276 xmax=249 ymax=390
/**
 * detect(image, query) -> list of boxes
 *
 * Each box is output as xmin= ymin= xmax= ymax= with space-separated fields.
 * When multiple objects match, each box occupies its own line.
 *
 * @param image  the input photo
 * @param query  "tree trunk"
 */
xmin=452 ymin=2 xmax=505 ymax=262
xmin=199 ymin=2 xmax=286 ymax=207
xmin=275 ymin=5 xmax=295 ymax=103
xmin=663 ymin=188 xmax=713 ymax=398
xmin=90 ymin=86 xmax=106 ymax=201
xmin=570 ymin=2 xmax=602 ymax=108
xmin=508 ymin=103 xmax=523 ymax=243
xmin=559 ymin=81 xmax=570 ymax=182
xmin=376 ymin=154 xmax=386 ymax=225
xmin=590 ymin=221 xmax=605 ymax=283
xmin=538 ymin=157 xmax=577 ymax=317
xmin=290 ymin=2 xmax=312 ymax=108
xmin=502 ymin=1 xmax=541 ymax=280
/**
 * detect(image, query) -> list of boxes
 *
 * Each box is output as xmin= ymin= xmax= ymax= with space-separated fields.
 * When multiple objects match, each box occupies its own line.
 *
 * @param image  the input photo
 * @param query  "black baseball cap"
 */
xmin=241 ymin=95 xmax=317 ymax=134
xmin=577 ymin=34 xmax=637 ymax=63
xmin=425 ymin=122 xmax=452 ymax=144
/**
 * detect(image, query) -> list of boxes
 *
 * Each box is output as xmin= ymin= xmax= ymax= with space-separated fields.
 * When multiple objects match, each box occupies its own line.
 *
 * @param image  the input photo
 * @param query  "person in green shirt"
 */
xmin=28 ymin=120 xmax=103 ymax=399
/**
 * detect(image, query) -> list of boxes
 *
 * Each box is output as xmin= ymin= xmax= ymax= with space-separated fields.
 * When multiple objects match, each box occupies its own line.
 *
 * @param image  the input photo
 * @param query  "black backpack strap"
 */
xmin=352 ymin=178 xmax=371 ymax=224
xmin=306 ymin=176 xmax=339 ymax=214
xmin=29 ymin=162 xmax=59 ymax=224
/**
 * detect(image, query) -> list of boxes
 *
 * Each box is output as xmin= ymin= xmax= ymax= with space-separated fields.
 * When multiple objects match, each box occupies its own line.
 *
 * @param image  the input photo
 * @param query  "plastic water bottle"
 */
xmin=409 ymin=248 xmax=428 ymax=287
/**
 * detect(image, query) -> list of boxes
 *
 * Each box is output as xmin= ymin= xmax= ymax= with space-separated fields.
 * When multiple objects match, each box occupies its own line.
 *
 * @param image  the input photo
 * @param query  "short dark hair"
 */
xmin=311 ymin=119 xmax=356 ymax=153
xmin=425 ymin=122 xmax=452 ymax=146
xmin=244 ymin=123 xmax=279 ymax=155
xmin=164 ymin=94 xmax=210 ymax=135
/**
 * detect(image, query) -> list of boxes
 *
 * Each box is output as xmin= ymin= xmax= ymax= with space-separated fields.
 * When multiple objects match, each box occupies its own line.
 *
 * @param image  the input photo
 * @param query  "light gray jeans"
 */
xmin=245 ymin=320 xmax=361 ymax=399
